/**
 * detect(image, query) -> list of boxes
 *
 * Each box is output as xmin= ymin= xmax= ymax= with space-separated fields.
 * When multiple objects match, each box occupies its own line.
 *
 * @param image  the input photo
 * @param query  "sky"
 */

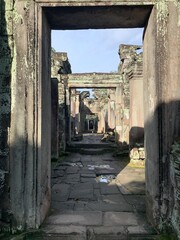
xmin=51 ymin=28 xmax=144 ymax=73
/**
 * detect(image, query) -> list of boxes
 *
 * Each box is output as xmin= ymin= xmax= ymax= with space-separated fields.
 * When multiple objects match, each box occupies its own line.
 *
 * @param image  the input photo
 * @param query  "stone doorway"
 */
xmin=9 ymin=1 xmax=179 ymax=235
xmin=43 ymin=5 xmax=149 ymax=234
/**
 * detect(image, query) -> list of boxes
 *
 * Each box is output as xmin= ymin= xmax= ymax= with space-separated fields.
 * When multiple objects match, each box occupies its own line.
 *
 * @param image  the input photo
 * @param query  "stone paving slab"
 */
xmin=80 ymin=173 xmax=96 ymax=178
xmin=102 ymin=158 xmax=114 ymax=161
xmin=104 ymin=212 xmax=139 ymax=226
xmin=102 ymin=194 xmax=133 ymax=211
xmin=45 ymin=211 xmax=103 ymax=226
xmin=41 ymin=234 xmax=86 ymax=240
xmin=124 ymin=195 xmax=146 ymax=212
xmin=88 ymin=226 xmax=126 ymax=235
xmin=93 ymin=189 xmax=102 ymax=201
xmin=56 ymin=166 xmax=67 ymax=170
xmin=52 ymin=184 xmax=70 ymax=202
xmin=69 ymin=189 xmax=94 ymax=200
xmin=84 ymin=200 xmax=133 ymax=212
xmin=64 ymin=174 xmax=80 ymax=183
xmin=100 ymin=183 xmax=120 ymax=195
xmin=69 ymin=182 xmax=94 ymax=200
xmin=42 ymin=225 xmax=86 ymax=235
xmin=51 ymin=201 xmax=75 ymax=211
xmin=79 ymin=168 xmax=95 ymax=174
xmin=48 ymin=145 xmax=153 ymax=238
xmin=95 ymin=168 xmax=118 ymax=175
xmin=66 ymin=166 xmax=79 ymax=174
xmin=127 ymin=225 xmax=157 ymax=235
xmin=80 ymin=177 xmax=97 ymax=183
xmin=74 ymin=201 xmax=88 ymax=211
xmin=86 ymin=226 xmax=128 ymax=240
xmin=53 ymin=170 xmax=65 ymax=177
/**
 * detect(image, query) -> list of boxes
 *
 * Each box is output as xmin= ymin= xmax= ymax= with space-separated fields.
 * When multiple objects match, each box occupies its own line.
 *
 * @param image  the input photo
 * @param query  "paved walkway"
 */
xmin=42 ymin=134 xmax=157 ymax=239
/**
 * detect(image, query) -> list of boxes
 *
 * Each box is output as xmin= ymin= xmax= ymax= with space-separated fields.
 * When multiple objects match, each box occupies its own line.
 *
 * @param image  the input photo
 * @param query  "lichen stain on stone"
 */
xmin=170 ymin=140 xmax=180 ymax=238
xmin=11 ymin=45 xmax=17 ymax=112
xmin=13 ymin=9 xmax=23 ymax=25
xmin=155 ymin=0 xmax=168 ymax=39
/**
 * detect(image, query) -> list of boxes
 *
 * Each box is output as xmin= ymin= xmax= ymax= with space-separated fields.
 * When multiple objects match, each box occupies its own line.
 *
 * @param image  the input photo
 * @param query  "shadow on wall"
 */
xmin=129 ymin=126 xmax=144 ymax=148
xmin=0 ymin=0 xmax=12 ymax=222
xmin=144 ymin=100 xmax=180 ymax=236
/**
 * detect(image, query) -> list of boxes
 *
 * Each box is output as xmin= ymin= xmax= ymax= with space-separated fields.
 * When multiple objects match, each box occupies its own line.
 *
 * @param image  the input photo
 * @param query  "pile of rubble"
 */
xmin=129 ymin=147 xmax=145 ymax=166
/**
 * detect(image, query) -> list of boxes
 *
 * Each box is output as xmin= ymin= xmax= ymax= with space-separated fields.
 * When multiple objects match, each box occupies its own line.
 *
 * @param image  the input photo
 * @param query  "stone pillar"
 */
xmin=51 ymin=52 xmax=72 ymax=152
xmin=115 ymin=84 xmax=123 ymax=143
xmin=70 ymin=89 xmax=76 ymax=138
xmin=75 ymin=92 xmax=80 ymax=134
xmin=129 ymin=58 xmax=144 ymax=148
xmin=51 ymin=78 xmax=59 ymax=160
xmin=108 ymin=89 xmax=116 ymax=130
xmin=8 ymin=1 xmax=51 ymax=228
xmin=65 ymin=83 xmax=71 ymax=143
xmin=58 ymin=78 xmax=66 ymax=152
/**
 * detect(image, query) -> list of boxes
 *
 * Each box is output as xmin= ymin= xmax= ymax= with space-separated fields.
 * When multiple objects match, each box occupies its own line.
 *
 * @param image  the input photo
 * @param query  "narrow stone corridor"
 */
xmin=41 ymin=134 xmax=157 ymax=239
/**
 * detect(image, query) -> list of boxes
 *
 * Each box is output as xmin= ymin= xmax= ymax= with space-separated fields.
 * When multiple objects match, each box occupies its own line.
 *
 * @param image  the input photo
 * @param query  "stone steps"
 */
xmin=67 ymin=143 xmax=116 ymax=149
xmin=0 ymin=232 xmax=160 ymax=240
xmin=67 ymin=143 xmax=117 ymax=154
xmin=80 ymin=148 xmax=109 ymax=155
xmin=21 ymin=230 xmax=159 ymax=240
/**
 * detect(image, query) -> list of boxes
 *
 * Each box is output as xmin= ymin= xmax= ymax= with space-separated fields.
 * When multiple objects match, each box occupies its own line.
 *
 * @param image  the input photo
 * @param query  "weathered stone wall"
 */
xmin=9 ymin=0 xmax=41 ymax=229
xmin=51 ymin=52 xmax=72 ymax=152
xmin=143 ymin=2 xmax=180 ymax=237
xmin=0 ymin=0 xmax=13 ymax=222
xmin=169 ymin=140 xmax=180 ymax=238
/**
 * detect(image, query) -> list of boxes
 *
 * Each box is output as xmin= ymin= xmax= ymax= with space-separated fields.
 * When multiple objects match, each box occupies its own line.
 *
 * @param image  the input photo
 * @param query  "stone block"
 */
xmin=45 ymin=211 xmax=103 ymax=226
xmin=80 ymin=177 xmax=96 ymax=183
xmin=80 ymin=173 xmax=96 ymax=178
xmin=130 ymin=148 xmax=139 ymax=160
xmin=100 ymin=183 xmax=120 ymax=195
xmin=88 ymin=226 xmax=127 ymax=235
xmin=53 ymin=170 xmax=65 ymax=178
xmin=139 ymin=150 xmax=145 ymax=159
xmin=66 ymin=166 xmax=79 ymax=174
xmin=51 ymin=201 xmax=75 ymax=211
xmin=104 ymin=212 xmax=138 ymax=226
xmin=65 ymin=174 xmax=80 ymax=183
xmin=52 ymin=183 xmax=70 ymax=202
xmin=127 ymin=226 xmax=155 ymax=235
xmin=43 ymin=225 xmax=86 ymax=235
xmin=69 ymin=186 xmax=94 ymax=200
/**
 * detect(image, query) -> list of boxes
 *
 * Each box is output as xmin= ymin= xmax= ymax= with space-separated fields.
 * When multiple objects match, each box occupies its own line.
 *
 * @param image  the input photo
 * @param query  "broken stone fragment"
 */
xmin=139 ymin=150 xmax=145 ymax=159
xmin=130 ymin=148 xmax=139 ymax=159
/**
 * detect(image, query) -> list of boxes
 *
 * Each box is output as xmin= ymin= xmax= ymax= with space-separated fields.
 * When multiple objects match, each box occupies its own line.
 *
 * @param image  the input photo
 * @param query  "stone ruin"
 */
xmin=0 ymin=1 xmax=180 ymax=238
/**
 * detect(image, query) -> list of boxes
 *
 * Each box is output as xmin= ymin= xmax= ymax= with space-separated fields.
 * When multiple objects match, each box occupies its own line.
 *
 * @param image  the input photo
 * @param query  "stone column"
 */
xmin=115 ymin=84 xmax=123 ymax=143
xmin=8 ymin=1 xmax=51 ymax=228
xmin=75 ymin=92 xmax=80 ymax=134
xmin=129 ymin=58 xmax=144 ymax=148
xmin=58 ymin=77 xmax=66 ymax=152
xmin=108 ymin=89 xmax=116 ymax=130
xmin=70 ymin=89 xmax=76 ymax=138
xmin=51 ymin=78 xmax=59 ymax=160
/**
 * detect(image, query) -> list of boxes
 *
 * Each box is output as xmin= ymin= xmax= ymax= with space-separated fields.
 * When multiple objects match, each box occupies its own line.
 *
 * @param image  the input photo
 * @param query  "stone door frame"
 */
xmin=11 ymin=0 xmax=176 ymax=231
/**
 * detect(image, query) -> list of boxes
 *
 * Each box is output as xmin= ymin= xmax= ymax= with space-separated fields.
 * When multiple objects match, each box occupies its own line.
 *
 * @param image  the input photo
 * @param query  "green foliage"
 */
xmin=158 ymin=233 xmax=178 ymax=240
